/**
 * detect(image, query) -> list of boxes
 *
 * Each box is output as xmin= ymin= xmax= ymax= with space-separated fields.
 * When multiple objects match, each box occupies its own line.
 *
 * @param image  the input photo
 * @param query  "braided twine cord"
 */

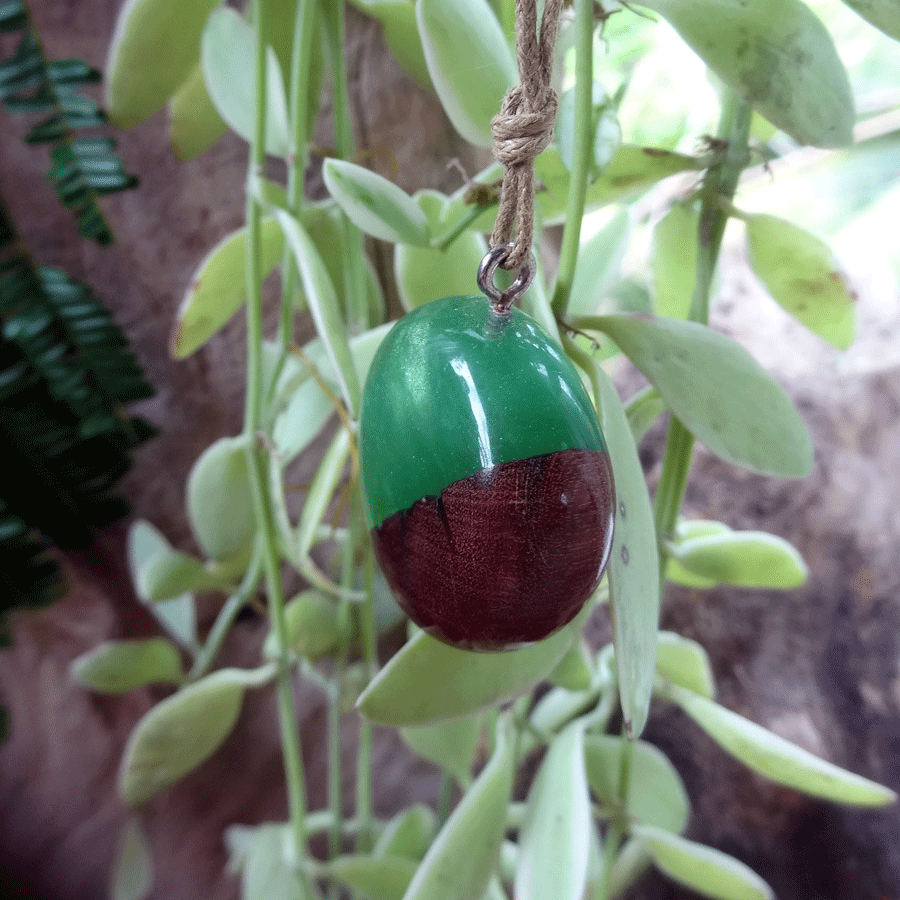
xmin=489 ymin=0 xmax=564 ymax=271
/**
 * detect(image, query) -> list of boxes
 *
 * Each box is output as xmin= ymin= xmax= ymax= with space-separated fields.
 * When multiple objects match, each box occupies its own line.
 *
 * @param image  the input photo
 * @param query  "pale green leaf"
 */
xmin=72 ymin=638 xmax=183 ymax=694
xmin=139 ymin=548 xmax=226 ymax=601
xmin=623 ymin=386 xmax=665 ymax=445
xmin=126 ymin=521 xmax=197 ymax=650
xmin=536 ymin=145 xmax=702 ymax=225
xmin=168 ymin=62 xmax=227 ymax=161
xmin=670 ymin=530 xmax=809 ymax=588
xmin=401 ymin=720 xmax=515 ymax=900
xmin=110 ymin=817 xmax=153 ymax=900
xmin=638 ymin=0 xmax=855 ymax=148
xmin=652 ymin=203 xmax=699 ymax=320
xmin=271 ymin=208 xmax=361 ymax=414
xmin=744 ymin=213 xmax=857 ymax=349
xmin=401 ymin=714 xmax=482 ymax=785
xmin=666 ymin=683 xmax=897 ymax=806
xmin=323 ymin=159 xmax=431 ymax=246
xmin=329 ymin=854 xmax=417 ymax=900
xmin=656 ymin=631 xmax=715 ymax=699
xmin=416 ymin=0 xmax=516 ymax=147
xmin=606 ymin=838 xmax=652 ymax=900
xmin=633 ymin=824 xmax=774 ymax=900
xmin=201 ymin=7 xmax=291 ymax=156
xmin=595 ymin=365 xmax=660 ymax=737
xmin=515 ymin=721 xmax=591 ymax=900
xmin=243 ymin=823 xmax=316 ymax=900
xmin=584 ymin=735 xmax=690 ymax=834
xmin=584 ymin=314 xmax=814 ymax=477
xmin=187 ymin=436 xmax=255 ymax=561
xmin=373 ymin=805 xmax=438 ymax=861
xmin=548 ymin=639 xmax=595 ymax=691
xmin=171 ymin=217 xmax=284 ymax=359
xmin=395 ymin=191 xmax=486 ymax=310
xmin=568 ymin=207 xmax=630 ymax=319
xmin=262 ymin=591 xmax=346 ymax=662
xmin=349 ymin=0 xmax=433 ymax=88
xmin=105 ymin=0 xmax=221 ymax=128
xmin=357 ymin=603 xmax=591 ymax=726
xmin=296 ymin=428 xmax=351 ymax=559
xmin=118 ymin=667 xmax=271 ymax=806
xmin=839 ymin=0 xmax=900 ymax=39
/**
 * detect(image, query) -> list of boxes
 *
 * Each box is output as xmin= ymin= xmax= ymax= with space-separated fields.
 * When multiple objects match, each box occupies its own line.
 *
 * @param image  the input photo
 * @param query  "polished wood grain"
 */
xmin=373 ymin=449 xmax=615 ymax=650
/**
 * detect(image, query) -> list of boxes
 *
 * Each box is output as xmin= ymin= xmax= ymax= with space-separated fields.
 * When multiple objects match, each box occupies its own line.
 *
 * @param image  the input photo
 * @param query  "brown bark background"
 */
xmin=1 ymin=3 xmax=898 ymax=899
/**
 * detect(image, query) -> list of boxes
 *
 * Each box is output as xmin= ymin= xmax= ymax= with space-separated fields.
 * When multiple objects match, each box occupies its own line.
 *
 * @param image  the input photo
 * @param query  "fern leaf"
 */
xmin=0 ymin=5 xmax=135 ymax=243
xmin=0 ymin=497 xmax=62 ymax=624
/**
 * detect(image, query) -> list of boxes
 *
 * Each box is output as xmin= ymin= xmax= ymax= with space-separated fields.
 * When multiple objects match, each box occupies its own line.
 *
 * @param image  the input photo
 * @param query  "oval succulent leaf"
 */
xmin=350 ymin=0 xmax=433 ymax=89
xmin=670 ymin=530 xmax=809 ymax=588
xmin=110 ymin=817 xmax=154 ymax=900
xmin=400 ymin=713 xmax=483 ymax=785
xmin=187 ymin=436 xmax=256 ymax=561
xmin=515 ymin=721 xmax=592 ymax=900
xmin=357 ymin=603 xmax=591 ymax=726
xmin=584 ymin=734 xmax=691 ymax=834
xmin=168 ymin=62 xmax=227 ymax=161
xmin=664 ymin=683 xmax=898 ymax=806
xmin=633 ymin=824 xmax=774 ymax=900
xmin=655 ymin=631 xmax=716 ymax=699
xmin=401 ymin=720 xmax=516 ymax=900
xmin=416 ymin=0 xmax=517 ymax=147
xmin=323 ymin=159 xmax=431 ymax=246
xmin=638 ymin=0 xmax=855 ymax=148
xmin=837 ymin=0 xmax=900 ymax=39
xmin=373 ymin=805 xmax=438 ymax=861
xmin=744 ymin=213 xmax=857 ymax=350
xmin=584 ymin=314 xmax=814 ymax=478
xmin=172 ymin=217 xmax=284 ymax=359
xmin=105 ymin=0 xmax=222 ymax=128
xmin=201 ymin=7 xmax=291 ymax=156
xmin=328 ymin=854 xmax=418 ymax=900
xmin=71 ymin=638 xmax=184 ymax=694
xmin=118 ymin=668 xmax=270 ymax=806
xmin=652 ymin=203 xmax=699 ymax=320
xmin=595 ymin=365 xmax=660 ymax=738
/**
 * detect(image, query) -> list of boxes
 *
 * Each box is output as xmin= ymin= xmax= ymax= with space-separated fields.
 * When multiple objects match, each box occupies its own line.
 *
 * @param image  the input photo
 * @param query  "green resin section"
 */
xmin=359 ymin=295 xmax=607 ymax=527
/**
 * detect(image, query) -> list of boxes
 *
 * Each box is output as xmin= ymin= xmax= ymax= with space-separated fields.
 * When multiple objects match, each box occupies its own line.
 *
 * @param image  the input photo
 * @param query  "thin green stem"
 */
xmin=355 ymin=516 xmax=377 ymax=853
xmin=432 ymin=203 xmax=494 ymax=251
xmin=437 ymin=771 xmax=454 ymax=827
xmin=653 ymin=93 xmax=752 ymax=584
xmin=276 ymin=0 xmax=319 ymax=351
xmin=188 ymin=542 xmax=264 ymax=680
xmin=321 ymin=0 xmax=368 ymax=330
xmin=550 ymin=0 xmax=595 ymax=318
xmin=244 ymin=0 xmax=309 ymax=883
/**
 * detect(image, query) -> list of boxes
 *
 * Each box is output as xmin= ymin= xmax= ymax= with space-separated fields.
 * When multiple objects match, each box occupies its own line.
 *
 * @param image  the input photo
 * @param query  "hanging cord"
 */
xmin=489 ymin=0 xmax=564 ymax=272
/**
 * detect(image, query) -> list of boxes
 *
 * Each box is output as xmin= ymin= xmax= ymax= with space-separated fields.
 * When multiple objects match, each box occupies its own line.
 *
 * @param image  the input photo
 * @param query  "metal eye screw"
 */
xmin=477 ymin=243 xmax=536 ymax=315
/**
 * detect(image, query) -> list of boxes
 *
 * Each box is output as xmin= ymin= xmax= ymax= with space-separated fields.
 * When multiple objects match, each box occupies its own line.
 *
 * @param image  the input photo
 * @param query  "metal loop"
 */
xmin=477 ymin=243 xmax=536 ymax=314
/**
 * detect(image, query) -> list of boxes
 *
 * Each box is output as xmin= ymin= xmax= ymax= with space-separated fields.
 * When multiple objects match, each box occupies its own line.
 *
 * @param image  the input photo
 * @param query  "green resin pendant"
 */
xmin=359 ymin=295 xmax=615 ymax=650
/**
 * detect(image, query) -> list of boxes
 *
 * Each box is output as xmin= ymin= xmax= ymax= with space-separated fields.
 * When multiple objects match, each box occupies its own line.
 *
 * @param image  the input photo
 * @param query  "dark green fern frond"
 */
xmin=0 ymin=338 xmax=132 ymax=548
xmin=0 ymin=0 xmax=136 ymax=244
xmin=0 ymin=202 xmax=154 ymax=446
xmin=0 ymin=498 xmax=62 ymax=635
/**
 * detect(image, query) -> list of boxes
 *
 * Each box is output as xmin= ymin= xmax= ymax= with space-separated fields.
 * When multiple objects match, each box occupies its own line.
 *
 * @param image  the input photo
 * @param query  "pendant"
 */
xmin=359 ymin=284 xmax=615 ymax=651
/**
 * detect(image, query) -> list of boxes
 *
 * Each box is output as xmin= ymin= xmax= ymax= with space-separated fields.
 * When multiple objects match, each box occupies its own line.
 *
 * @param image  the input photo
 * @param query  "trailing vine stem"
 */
xmin=550 ymin=0 xmax=595 ymax=318
xmin=243 ymin=0 xmax=311 ymax=886
xmin=652 ymin=92 xmax=753 ymax=583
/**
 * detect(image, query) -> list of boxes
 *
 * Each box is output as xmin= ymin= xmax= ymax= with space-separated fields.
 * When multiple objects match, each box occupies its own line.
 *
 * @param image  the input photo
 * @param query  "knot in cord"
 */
xmin=488 ymin=0 xmax=564 ymax=274
xmin=490 ymin=83 xmax=558 ymax=168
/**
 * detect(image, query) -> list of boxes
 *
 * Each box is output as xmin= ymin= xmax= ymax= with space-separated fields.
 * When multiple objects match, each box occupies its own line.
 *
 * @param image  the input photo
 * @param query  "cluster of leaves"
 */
xmin=0 ymin=3 xmax=149 ymax=638
xmin=82 ymin=0 xmax=900 ymax=899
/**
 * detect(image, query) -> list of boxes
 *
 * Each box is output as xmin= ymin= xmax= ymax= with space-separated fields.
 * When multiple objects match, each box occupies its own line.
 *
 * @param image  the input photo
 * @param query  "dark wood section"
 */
xmin=373 ymin=449 xmax=615 ymax=650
